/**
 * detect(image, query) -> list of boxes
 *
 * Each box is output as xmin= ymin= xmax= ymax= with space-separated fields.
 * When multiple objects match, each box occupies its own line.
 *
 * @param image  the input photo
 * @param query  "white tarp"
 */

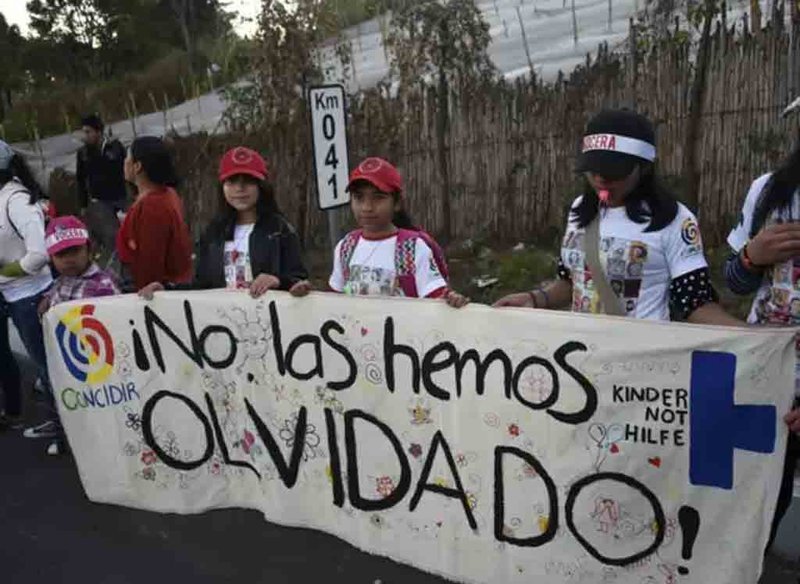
xmin=44 ymin=291 xmax=795 ymax=584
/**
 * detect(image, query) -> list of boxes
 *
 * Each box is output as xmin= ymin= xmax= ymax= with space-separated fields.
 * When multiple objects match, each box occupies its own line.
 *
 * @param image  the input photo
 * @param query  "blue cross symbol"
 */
xmin=690 ymin=351 xmax=777 ymax=489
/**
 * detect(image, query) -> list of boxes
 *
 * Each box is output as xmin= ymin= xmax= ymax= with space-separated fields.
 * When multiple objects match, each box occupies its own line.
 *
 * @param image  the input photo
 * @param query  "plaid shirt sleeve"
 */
xmin=86 ymin=271 xmax=121 ymax=299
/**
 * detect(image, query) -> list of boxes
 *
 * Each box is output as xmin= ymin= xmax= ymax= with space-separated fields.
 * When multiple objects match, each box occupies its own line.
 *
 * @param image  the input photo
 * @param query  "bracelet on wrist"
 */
xmin=741 ymin=244 xmax=764 ymax=272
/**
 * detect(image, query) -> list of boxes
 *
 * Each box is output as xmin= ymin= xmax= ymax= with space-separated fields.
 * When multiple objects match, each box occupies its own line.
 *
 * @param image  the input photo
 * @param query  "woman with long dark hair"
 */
xmin=0 ymin=141 xmax=53 ymax=434
xmin=725 ymin=138 xmax=800 ymax=550
xmin=139 ymin=146 xmax=309 ymax=298
xmin=116 ymin=136 xmax=192 ymax=291
xmin=495 ymin=109 xmax=738 ymax=326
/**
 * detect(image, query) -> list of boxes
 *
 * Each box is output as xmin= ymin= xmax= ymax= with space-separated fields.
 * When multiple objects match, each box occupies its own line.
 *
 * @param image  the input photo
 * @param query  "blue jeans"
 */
xmin=6 ymin=290 xmax=50 ymax=387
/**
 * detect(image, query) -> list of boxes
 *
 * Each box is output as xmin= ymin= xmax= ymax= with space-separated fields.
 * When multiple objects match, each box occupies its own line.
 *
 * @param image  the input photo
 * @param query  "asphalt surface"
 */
xmin=1 ymin=375 xmax=797 ymax=584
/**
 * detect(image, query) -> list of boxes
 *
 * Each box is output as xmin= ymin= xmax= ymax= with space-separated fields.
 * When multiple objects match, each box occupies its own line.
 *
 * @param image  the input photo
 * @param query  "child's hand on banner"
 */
xmin=138 ymin=282 xmax=164 ymax=300
xmin=492 ymin=292 xmax=535 ymax=308
xmin=250 ymin=274 xmax=280 ymax=298
xmin=289 ymin=280 xmax=313 ymax=297
xmin=785 ymin=407 xmax=800 ymax=434
xmin=445 ymin=289 xmax=470 ymax=308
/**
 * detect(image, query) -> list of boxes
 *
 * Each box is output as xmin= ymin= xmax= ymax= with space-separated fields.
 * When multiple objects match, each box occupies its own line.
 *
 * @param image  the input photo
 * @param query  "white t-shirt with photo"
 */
xmin=561 ymin=196 xmax=708 ymax=321
xmin=727 ymin=173 xmax=800 ymax=393
xmin=224 ymin=224 xmax=255 ymax=290
xmin=329 ymin=234 xmax=447 ymax=298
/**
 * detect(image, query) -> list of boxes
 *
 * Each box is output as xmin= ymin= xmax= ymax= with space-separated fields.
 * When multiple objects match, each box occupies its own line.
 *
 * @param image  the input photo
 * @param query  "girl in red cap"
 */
xmin=140 ymin=147 xmax=308 ymax=298
xmin=327 ymin=157 xmax=467 ymax=306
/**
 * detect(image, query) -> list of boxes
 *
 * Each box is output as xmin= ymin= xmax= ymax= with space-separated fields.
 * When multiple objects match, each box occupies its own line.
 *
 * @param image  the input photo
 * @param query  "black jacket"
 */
xmin=193 ymin=213 xmax=308 ymax=291
xmin=76 ymin=139 xmax=127 ymax=207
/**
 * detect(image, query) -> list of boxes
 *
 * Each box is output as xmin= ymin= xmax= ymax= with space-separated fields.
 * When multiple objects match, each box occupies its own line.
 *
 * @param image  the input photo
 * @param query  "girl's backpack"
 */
xmin=339 ymin=228 xmax=449 ymax=297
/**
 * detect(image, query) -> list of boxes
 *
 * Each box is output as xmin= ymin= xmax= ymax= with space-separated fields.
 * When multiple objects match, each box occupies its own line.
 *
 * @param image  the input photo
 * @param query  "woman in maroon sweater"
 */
xmin=116 ymin=137 xmax=192 ymax=291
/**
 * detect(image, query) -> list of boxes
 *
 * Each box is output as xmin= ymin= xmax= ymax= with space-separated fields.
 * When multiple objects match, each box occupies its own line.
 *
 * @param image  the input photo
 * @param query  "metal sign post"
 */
xmin=308 ymin=84 xmax=350 ymax=249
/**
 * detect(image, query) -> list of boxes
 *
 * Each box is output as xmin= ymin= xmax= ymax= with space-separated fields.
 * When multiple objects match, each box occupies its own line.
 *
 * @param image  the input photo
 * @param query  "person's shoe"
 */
xmin=46 ymin=440 xmax=66 ymax=456
xmin=23 ymin=420 xmax=60 ymax=439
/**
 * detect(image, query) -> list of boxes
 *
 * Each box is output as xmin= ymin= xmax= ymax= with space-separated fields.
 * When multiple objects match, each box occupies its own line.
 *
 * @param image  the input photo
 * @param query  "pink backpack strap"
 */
xmin=394 ymin=228 xmax=419 ymax=297
xmin=339 ymin=229 xmax=362 ymax=283
xmin=415 ymin=229 xmax=449 ymax=281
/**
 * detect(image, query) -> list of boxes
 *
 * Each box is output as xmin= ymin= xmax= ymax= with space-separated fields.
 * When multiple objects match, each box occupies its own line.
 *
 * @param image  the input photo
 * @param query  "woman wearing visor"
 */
xmin=494 ymin=109 xmax=738 ymax=326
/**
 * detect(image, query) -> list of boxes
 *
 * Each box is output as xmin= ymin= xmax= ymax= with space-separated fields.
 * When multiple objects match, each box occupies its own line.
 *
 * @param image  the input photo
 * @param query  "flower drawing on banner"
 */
xmin=408 ymin=443 xmax=423 ymax=459
xmin=315 ymin=386 xmax=344 ymax=414
xmin=522 ymin=462 xmax=539 ymax=479
xmin=239 ymin=430 xmax=256 ymax=455
xmin=116 ymin=341 xmax=131 ymax=359
xmin=483 ymin=412 xmax=501 ymax=428
xmin=508 ymin=423 xmax=521 ymax=437
xmin=142 ymin=467 xmax=156 ymax=481
xmin=162 ymin=432 xmax=180 ymax=459
xmin=123 ymin=442 xmax=138 ymax=457
xmin=217 ymin=304 xmax=273 ymax=374
xmin=124 ymin=408 xmax=142 ymax=433
xmin=141 ymin=450 xmax=157 ymax=466
xmin=376 ymin=476 xmax=395 ymax=498
xmin=517 ymin=369 xmax=554 ymax=404
xmin=466 ymin=492 xmax=478 ymax=510
xmin=116 ymin=360 xmax=133 ymax=379
xmin=279 ymin=413 xmax=321 ymax=461
xmin=359 ymin=344 xmax=378 ymax=362
xmin=209 ymin=459 xmax=223 ymax=476
xmin=409 ymin=401 xmax=432 ymax=425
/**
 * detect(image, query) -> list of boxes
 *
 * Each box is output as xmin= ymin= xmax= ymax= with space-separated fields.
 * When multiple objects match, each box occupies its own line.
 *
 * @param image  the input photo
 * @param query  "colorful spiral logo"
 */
xmin=56 ymin=305 xmax=115 ymax=385
xmin=681 ymin=218 xmax=700 ymax=246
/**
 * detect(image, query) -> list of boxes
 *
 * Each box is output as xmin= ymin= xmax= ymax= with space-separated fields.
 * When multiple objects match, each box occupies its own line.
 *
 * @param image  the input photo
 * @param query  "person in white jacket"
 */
xmin=0 ymin=141 xmax=54 ymax=440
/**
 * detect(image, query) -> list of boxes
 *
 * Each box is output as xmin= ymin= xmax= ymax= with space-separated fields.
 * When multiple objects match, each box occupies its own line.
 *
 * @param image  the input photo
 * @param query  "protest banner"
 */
xmin=43 ymin=292 xmax=795 ymax=583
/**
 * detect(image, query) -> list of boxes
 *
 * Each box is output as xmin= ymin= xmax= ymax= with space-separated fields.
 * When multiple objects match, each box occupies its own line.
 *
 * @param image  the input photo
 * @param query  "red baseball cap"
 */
xmin=346 ymin=157 xmax=403 ymax=194
xmin=45 ymin=215 xmax=89 ymax=255
xmin=218 ymin=147 xmax=268 ymax=182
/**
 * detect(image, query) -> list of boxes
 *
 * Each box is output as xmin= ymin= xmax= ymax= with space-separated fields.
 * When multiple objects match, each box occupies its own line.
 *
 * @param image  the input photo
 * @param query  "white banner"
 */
xmin=44 ymin=292 xmax=796 ymax=584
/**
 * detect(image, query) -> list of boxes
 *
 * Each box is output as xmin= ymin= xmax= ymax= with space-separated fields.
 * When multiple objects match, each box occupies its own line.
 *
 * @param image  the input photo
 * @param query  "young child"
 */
xmin=328 ymin=157 xmax=468 ymax=307
xmin=37 ymin=215 xmax=120 ymax=455
xmin=140 ymin=147 xmax=309 ymax=299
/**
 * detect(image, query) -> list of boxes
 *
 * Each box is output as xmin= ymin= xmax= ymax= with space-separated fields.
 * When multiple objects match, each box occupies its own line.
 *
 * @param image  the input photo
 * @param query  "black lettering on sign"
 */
xmin=130 ymin=320 xmax=150 ymax=371
xmin=548 ymin=341 xmax=598 ymax=424
xmin=384 ymin=317 xmax=421 ymax=394
xmin=198 ymin=326 xmax=237 ymax=369
xmin=324 ymin=408 xmax=345 ymax=507
xmin=205 ymin=393 xmax=260 ymax=480
xmin=344 ymin=409 xmax=411 ymax=511
xmin=455 ymin=349 xmax=513 ymax=399
xmin=494 ymin=446 xmax=558 ymax=546
xmin=245 ymin=399 xmax=307 ymax=488
xmin=142 ymin=391 xmax=214 ymax=471
xmin=269 ymin=301 xmax=287 ymax=376
xmin=409 ymin=430 xmax=477 ymax=530
xmin=142 ymin=301 xmax=238 ymax=373
xmin=320 ymin=320 xmax=357 ymax=391
xmin=285 ymin=334 xmax=324 ymax=381
xmin=421 ymin=342 xmax=458 ymax=401
xmin=144 ymin=303 xmax=202 ymax=372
